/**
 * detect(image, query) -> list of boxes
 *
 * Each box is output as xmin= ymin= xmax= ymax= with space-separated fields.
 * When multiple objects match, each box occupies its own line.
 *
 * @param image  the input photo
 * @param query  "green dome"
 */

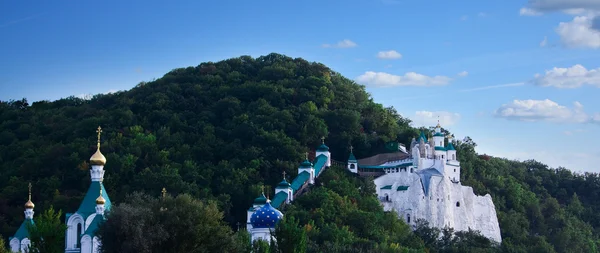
xmin=446 ymin=142 xmax=456 ymax=151
xmin=276 ymin=179 xmax=291 ymax=188
xmin=299 ymin=159 xmax=312 ymax=168
xmin=253 ymin=193 xmax=267 ymax=205
xmin=316 ymin=143 xmax=329 ymax=152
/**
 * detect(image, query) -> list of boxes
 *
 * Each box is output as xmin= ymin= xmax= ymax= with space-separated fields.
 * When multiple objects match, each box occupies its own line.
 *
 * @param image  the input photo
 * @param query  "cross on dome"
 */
xmin=96 ymin=126 xmax=102 ymax=149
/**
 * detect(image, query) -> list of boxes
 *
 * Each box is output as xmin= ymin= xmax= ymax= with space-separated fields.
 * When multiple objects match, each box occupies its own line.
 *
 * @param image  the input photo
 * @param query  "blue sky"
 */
xmin=1 ymin=0 xmax=599 ymax=172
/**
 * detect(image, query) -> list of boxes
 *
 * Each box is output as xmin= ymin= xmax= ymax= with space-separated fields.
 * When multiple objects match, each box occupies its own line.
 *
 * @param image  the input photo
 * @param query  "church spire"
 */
xmin=90 ymin=126 xmax=107 ymax=166
xmin=95 ymin=181 xmax=106 ymax=215
xmin=24 ymin=183 xmax=34 ymax=219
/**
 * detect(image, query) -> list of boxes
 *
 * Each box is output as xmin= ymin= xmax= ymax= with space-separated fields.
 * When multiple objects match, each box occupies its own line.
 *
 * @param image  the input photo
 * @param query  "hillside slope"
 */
xmin=1 ymin=53 xmax=599 ymax=252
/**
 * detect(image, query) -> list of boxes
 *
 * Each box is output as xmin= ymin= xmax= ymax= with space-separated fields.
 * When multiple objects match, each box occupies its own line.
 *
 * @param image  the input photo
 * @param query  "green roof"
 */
xmin=446 ymin=142 xmax=456 ymax=151
xmin=419 ymin=131 xmax=428 ymax=142
xmin=348 ymin=152 xmax=357 ymax=162
xmin=316 ymin=143 xmax=329 ymax=152
xmin=434 ymin=146 xmax=446 ymax=151
xmin=276 ymin=179 xmax=291 ymax=189
xmin=380 ymin=185 xmax=392 ymax=190
xmin=11 ymin=219 xmax=34 ymax=241
xmin=313 ymin=154 xmax=327 ymax=177
xmin=397 ymin=186 xmax=409 ymax=191
xmin=291 ymin=171 xmax=310 ymax=191
xmin=253 ymin=193 xmax=267 ymax=205
xmin=84 ymin=214 xmax=104 ymax=236
xmin=77 ymin=181 xmax=111 ymax=219
xmin=271 ymin=191 xmax=288 ymax=209
xmin=433 ymin=132 xmax=445 ymax=137
xmin=299 ymin=159 xmax=312 ymax=168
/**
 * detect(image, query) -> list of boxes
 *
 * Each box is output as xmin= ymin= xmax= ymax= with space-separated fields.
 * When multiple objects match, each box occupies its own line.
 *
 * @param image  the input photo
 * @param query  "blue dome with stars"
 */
xmin=250 ymin=200 xmax=283 ymax=229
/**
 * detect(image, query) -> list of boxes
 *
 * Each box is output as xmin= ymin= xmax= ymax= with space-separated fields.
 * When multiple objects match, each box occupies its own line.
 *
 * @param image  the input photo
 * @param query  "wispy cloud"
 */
xmin=0 ymin=15 xmax=40 ymax=28
xmin=322 ymin=39 xmax=357 ymax=48
xmin=459 ymin=82 xmax=525 ymax=92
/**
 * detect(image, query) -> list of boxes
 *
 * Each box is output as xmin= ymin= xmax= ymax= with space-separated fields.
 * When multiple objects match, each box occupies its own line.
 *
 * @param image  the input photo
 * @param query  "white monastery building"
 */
xmin=347 ymin=123 xmax=502 ymax=243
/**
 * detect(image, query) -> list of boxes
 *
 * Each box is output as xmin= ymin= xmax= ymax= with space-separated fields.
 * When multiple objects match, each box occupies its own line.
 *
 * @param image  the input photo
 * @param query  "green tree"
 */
xmin=274 ymin=216 xmax=307 ymax=253
xmin=98 ymin=192 xmax=237 ymax=253
xmin=0 ymin=236 xmax=9 ymax=253
xmin=26 ymin=206 xmax=67 ymax=253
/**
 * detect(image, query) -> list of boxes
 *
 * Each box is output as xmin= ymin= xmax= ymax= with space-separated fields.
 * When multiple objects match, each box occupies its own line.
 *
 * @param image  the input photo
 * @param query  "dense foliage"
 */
xmin=26 ymin=206 xmax=67 ymax=253
xmin=0 ymin=53 xmax=599 ymax=252
xmin=97 ymin=193 xmax=239 ymax=253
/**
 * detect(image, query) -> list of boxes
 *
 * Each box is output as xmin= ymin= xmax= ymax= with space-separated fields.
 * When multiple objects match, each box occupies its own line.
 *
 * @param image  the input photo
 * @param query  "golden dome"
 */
xmin=90 ymin=148 xmax=106 ymax=166
xmin=96 ymin=195 xmax=106 ymax=205
xmin=90 ymin=126 xmax=106 ymax=166
xmin=96 ymin=186 xmax=106 ymax=205
xmin=24 ymin=182 xmax=34 ymax=209
xmin=24 ymin=200 xmax=34 ymax=209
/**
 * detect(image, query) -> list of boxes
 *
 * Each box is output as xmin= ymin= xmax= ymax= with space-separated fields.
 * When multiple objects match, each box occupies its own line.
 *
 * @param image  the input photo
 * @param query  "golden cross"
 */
xmin=321 ymin=136 xmax=325 ymax=144
xmin=282 ymin=171 xmax=286 ymax=179
xmin=349 ymin=145 xmax=354 ymax=153
xmin=162 ymin=187 xmax=167 ymax=198
xmin=305 ymin=152 xmax=309 ymax=160
xmin=99 ymin=184 xmax=103 ymax=196
xmin=28 ymin=182 xmax=32 ymax=201
xmin=96 ymin=126 xmax=103 ymax=149
xmin=261 ymin=185 xmax=264 ymax=194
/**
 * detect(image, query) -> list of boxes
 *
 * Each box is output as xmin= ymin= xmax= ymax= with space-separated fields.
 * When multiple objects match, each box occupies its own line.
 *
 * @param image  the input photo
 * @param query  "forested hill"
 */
xmin=1 ymin=53 xmax=599 ymax=252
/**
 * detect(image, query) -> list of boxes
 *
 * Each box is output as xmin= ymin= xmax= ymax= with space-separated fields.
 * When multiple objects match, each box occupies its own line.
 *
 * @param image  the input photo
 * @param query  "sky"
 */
xmin=1 ymin=0 xmax=599 ymax=172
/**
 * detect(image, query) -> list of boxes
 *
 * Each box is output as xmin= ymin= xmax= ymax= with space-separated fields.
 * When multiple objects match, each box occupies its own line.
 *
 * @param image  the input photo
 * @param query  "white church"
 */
xmin=347 ymin=122 xmax=502 ymax=243
xmin=9 ymin=127 xmax=109 ymax=253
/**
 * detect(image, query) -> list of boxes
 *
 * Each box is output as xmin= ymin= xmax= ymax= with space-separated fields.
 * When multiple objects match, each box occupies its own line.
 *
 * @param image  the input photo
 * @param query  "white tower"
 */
xmin=275 ymin=171 xmax=293 ymax=203
xmin=90 ymin=126 xmax=106 ymax=182
xmin=315 ymin=137 xmax=331 ymax=167
xmin=298 ymin=153 xmax=315 ymax=185
xmin=347 ymin=146 xmax=358 ymax=174
xmin=432 ymin=120 xmax=446 ymax=160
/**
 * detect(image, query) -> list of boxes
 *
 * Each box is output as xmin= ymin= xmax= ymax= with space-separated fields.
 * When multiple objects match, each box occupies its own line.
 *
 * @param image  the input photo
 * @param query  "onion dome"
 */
xmin=90 ymin=148 xmax=106 ymax=166
xmin=24 ymin=199 xmax=34 ymax=209
xmin=250 ymin=200 xmax=283 ymax=228
xmin=253 ymin=193 xmax=267 ymax=205
xmin=446 ymin=142 xmax=456 ymax=151
xmin=24 ymin=183 xmax=34 ymax=209
xmin=96 ymin=185 xmax=106 ymax=205
xmin=90 ymin=126 xmax=106 ymax=166
xmin=316 ymin=137 xmax=329 ymax=152
xmin=299 ymin=159 xmax=312 ymax=168
xmin=96 ymin=195 xmax=106 ymax=205
xmin=276 ymin=179 xmax=291 ymax=189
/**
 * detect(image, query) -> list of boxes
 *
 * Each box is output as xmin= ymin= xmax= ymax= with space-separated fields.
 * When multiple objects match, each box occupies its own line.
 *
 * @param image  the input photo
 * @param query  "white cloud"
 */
xmin=494 ymin=99 xmax=594 ymax=123
xmin=460 ymin=15 xmax=468 ymax=21
xmin=377 ymin=50 xmax=402 ymax=59
xmin=520 ymin=7 xmax=542 ymax=16
xmin=540 ymin=36 xmax=548 ymax=47
xmin=556 ymin=15 xmax=600 ymax=48
xmin=457 ymin=71 xmax=469 ymax=77
xmin=532 ymin=64 xmax=600 ymax=88
xmin=322 ymin=39 xmax=357 ymax=48
xmin=519 ymin=0 xmax=600 ymax=49
xmin=412 ymin=111 xmax=461 ymax=127
xmin=355 ymin=71 xmax=452 ymax=87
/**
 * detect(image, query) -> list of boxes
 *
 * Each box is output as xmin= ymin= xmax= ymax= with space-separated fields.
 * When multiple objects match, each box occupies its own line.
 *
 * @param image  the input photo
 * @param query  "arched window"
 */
xmin=410 ymin=168 xmax=413 ymax=173
xmin=407 ymin=214 xmax=411 ymax=223
xmin=77 ymin=223 xmax=82 ymax=248
xmin=350 ymin=164 xmax=355 ymax=169
xmin=452 ymin=154 xmax=455 ymax=160
xmin=385 ymin=194 xmax=390 ymax=202
xmin=456 ymin=201 xmax=460 ymax=207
